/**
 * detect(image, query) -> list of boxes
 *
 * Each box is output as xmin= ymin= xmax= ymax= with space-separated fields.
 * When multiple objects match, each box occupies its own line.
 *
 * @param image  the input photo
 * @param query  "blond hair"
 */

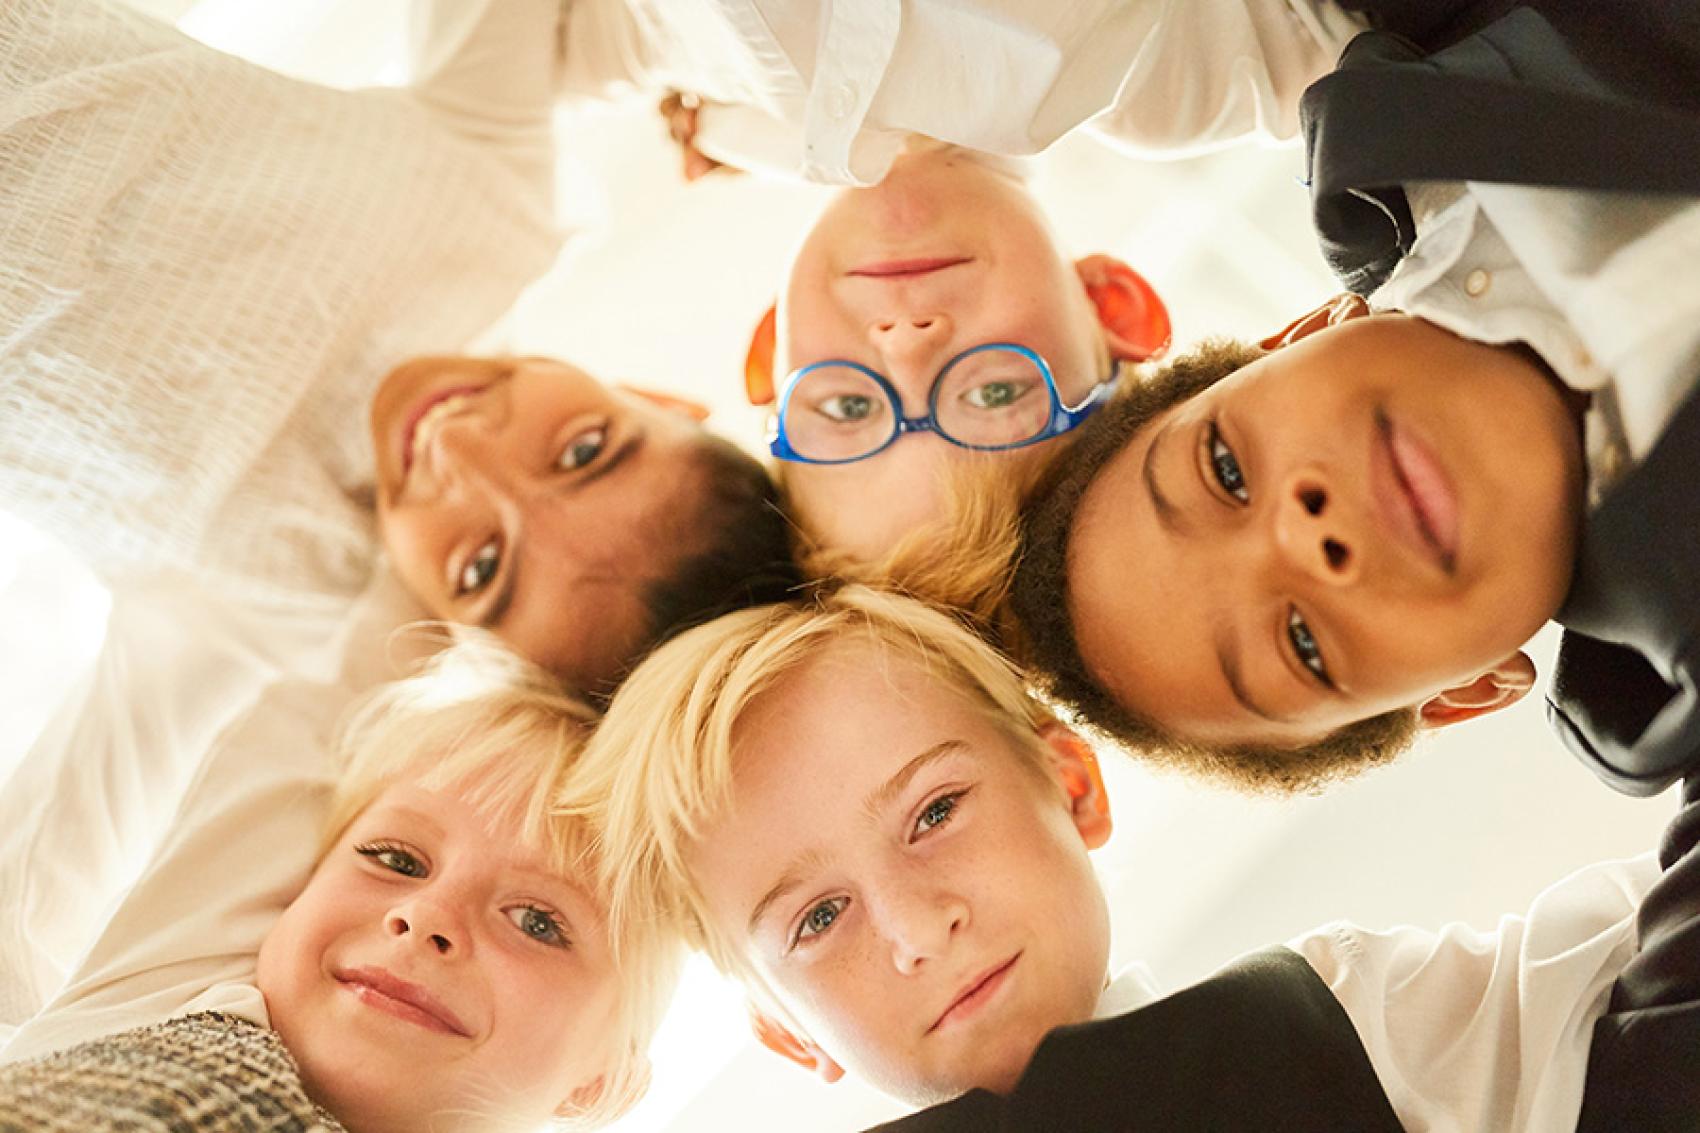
xmin=325 ymin=634 xmax=681 ymax=1128
xmin=560 ymin=585 xmax=1057 ymax=1023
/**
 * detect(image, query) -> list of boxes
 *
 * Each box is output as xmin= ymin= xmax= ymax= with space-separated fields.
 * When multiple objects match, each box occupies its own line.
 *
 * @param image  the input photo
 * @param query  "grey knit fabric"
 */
xmin=0 ymin=1012 xmax=344 ymax=1132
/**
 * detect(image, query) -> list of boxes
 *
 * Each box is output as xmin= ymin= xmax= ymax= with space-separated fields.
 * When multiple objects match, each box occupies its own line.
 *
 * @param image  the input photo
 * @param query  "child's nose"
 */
xmin=882 ymin=888 xmax=968 ymax=975
xmin=386 ymin=899 xmax=462 ymax=957
xmin=1271 ymin=469 xmax=1359 ymax=587
xmin=868 ymin=314 xmax=954 ymax=375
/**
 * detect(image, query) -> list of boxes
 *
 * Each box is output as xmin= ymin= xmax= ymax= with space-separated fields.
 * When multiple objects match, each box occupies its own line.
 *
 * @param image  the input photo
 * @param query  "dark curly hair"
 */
xmin=1009 ymin=340 xmax=1419 ymax=796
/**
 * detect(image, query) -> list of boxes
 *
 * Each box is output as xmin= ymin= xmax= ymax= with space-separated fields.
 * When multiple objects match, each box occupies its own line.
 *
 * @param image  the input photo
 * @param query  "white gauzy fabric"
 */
xmin=554 ymin=0 xmax=1367 ymax=185
xmin=0 ymin=0 xmax=561 ymax=604
xmin=0 ymin=0 xmax=565 ymax=1025
xmin=1290 ymin=853 xmax=1658 ymax=1133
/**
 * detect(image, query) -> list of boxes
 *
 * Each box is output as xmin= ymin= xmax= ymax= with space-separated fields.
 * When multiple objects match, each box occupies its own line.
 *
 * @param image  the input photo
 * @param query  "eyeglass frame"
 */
xmin=766 ymin=342 xmax=1116 ymax=465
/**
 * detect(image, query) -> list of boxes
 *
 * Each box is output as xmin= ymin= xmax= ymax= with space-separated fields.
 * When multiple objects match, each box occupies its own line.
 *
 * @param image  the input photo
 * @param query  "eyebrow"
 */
xmin=477 ymin=431 xmax=646 ymax=631
xmin=1214 ymin=628 xmax=1287 ymax=724
xmin=1142 ymin=419 xmax=1181 ymax=534
xmin=744 ymin=739 xmax=968 ymax=938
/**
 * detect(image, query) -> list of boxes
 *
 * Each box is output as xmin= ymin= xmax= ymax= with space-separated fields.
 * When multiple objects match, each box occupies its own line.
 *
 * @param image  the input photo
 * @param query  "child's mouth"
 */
xmin=847 ymin=256 xmax=972 ymax=279
xmin=1376 ymin=410 xmax=1460 ymax=573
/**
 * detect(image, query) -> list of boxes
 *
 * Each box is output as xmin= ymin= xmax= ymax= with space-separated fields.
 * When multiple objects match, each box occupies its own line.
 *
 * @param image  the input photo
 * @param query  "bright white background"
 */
xmin=0 ymin=3 xmax=1673 ymax=1131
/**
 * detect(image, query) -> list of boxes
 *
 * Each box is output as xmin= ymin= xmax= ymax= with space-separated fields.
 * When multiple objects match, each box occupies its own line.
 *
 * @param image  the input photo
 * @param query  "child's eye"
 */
xmin=455 ymin=538 xmax=501 ymax=596
xmin=507 ymin=904 xmax=572 ymax=949
xmin=557 ymin=427 xmax=606 ymax=471
xmin=913 ymin=790 xmax=966 ymax=839
xmin=1207 ymin=420 xmax=1249 ymax=503
xmin=960 ymin=379 xmax=1034 ymax=411
xmin=816 ymin=393 xmax=880 ymax=424
xmin=355 ymin=841 xmax=428 ymax=878
xmin=1287 ymin=607 xmax=1333 ymax=687
xmin=795 ymin=896 xmax=848 ymax=945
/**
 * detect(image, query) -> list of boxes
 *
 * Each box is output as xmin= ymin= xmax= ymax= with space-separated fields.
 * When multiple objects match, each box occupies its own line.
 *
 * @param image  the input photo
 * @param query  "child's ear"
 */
xmin=616 ymin=384 xmax=713 ymax=422
xmin=1038 ymin=722 xmax=1113 ymax=849
xmin=1258 ymin=293 xmax=1371 ymax=351
xmin=1418 ymin=651 xmax=1538 ymax=728
xmin=744 ymin=304 xmax=779 ymax=406
xmin=557 ymin=1074 xmax=606 ymax=1119
xmin=1075 ymin=254 xmax=1171 ymax=363
xmin=749 ymin=1004 xmax=845 ymax=1083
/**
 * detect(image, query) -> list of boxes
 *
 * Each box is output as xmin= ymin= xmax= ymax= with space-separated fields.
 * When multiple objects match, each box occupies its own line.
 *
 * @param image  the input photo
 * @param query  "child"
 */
xmin=1002 ymin=276 xmax=1697 ymax=797
xmin=566 ymin=584 xmax=1659 ymax=1129
xmin=0 ymin=638 xmax=680 ymax=1131
xmin=742 ymin=140 xmax=1171 ymax=571
xmin=0 ymin=0 xmax=798 ymax=1022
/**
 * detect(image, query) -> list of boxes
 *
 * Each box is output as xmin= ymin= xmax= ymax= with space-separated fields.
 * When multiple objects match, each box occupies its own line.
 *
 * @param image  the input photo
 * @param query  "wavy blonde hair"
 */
xmin=324 ymin=635 xmax=682 ymax=1128
xmin=558 ymin=585 xmax=1058 ymax=1023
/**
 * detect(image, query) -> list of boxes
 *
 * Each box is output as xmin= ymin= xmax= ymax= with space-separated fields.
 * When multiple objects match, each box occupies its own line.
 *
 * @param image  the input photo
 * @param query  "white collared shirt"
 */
xmin=1372 ymin=183 xmax=1700 ymax=508
xmin=1290 ymin=853 xmax=1657 ymax=1133
xmin=556 ymin=0 xmax=1368 ymax=184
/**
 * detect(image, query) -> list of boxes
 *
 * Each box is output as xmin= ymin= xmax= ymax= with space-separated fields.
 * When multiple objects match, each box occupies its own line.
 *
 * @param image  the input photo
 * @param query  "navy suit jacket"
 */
xmin=1302 ymin=0 xmax=1700 ymax=797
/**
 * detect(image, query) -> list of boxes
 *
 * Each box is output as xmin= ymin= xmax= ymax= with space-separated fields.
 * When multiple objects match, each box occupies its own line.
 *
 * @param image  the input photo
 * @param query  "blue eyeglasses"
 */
xmin=767 ymin=343 xmax=1115 ymax=465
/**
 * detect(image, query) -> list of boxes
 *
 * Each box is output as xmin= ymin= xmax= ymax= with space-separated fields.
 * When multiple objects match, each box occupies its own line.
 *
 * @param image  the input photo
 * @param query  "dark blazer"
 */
xmin=864 ymin=948 xmax=1403 ymax=1133
xmin=1302 ymin=0 xmax=1700 ymax=796
xmin=870 ymin=776 xmax=1700 ymax=1133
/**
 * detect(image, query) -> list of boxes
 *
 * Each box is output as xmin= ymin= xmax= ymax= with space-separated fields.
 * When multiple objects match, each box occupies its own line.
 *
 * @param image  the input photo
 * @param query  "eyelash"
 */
xmin=1206 ymin=419 xmax=1249 ymax=503
xmin=355 ymin=840 xmax=429 ymax=878
xmin=1287 ymin=607 xmax=1333 ymax=687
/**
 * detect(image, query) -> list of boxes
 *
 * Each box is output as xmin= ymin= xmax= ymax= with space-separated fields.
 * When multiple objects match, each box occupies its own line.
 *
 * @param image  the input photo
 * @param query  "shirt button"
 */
xmin=1464 ymin=268 xmax=1491 ymax=297
xmin=825 ymin=82 xmax=856 ymax=121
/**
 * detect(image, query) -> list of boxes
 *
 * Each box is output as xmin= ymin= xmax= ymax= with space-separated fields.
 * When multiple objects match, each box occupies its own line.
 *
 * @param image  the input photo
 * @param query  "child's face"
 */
xmin=369 ymin=356 xmax=710 ymax=688
xmin=257 ymin=781 xmax=619 ymax=1133
xmin=689 ymin=640 xmax=1111 ymax=1105
xmin=1067 ymin=314 xmax=1584 ymax=749
xmin=775 ymin=147 xmax=1114 ymax=562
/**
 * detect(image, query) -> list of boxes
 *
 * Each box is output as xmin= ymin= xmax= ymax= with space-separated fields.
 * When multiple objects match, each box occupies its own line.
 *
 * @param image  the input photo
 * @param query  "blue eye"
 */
xmin=456 ymin=539 xmax=500 ymax=596
xmin=1287 ymin=608 xmax=1332 ymax=686
xmin=356 ymin=841 xmax=428 ymax=878
xmin=797 ymin=896 xmax=848 ymax=943
xmin=914 ymin=792 xmax=962 ymax=837
xmin=1208 ymin=421 xmax=1248 ymax=503
xmin=508 ymin=904 xmax=571 ymax=948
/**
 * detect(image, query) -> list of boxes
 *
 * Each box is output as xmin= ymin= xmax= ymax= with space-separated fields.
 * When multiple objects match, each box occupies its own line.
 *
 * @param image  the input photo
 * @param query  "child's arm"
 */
xmin=403 ymin=0 xmax=563 ymax=206
xmin=1290 ymin=852 xmax=1657 ymax=1132
xmin=1084 ymin=1 xmax=1370 ymax=157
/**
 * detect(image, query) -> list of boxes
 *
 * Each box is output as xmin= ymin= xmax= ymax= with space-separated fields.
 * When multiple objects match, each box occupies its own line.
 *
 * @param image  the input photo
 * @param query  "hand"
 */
xmin=659 ymin=90 xmax=738 ymax=182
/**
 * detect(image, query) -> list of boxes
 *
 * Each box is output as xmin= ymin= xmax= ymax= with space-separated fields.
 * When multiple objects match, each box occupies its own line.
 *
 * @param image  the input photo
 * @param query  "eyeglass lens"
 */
xmin=782 ymin=349 xmax=1052 ymax=461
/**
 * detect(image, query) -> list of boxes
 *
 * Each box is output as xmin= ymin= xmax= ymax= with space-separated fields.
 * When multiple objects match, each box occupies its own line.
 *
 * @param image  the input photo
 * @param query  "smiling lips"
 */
xmin=1376 ymin=410 xmax=1461 ymax=572
xmin=930 ymin=954 xmax=1020 ymax=1034
xmin=847 ymin=257 xmax=971 ymax=279
xmin=399 ymin=384 xmax=485 ymax=480
xmin=337 ymin=966 xmax=471 ymax=1037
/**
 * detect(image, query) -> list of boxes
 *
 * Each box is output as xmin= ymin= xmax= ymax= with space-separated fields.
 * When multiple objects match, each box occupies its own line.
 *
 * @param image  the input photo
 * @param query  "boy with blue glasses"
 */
xmin=744 ymin=142 xmax=1170 ymax=567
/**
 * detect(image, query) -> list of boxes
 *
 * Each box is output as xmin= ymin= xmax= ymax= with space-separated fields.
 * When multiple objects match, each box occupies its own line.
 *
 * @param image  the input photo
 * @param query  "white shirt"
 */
xmin=1372 ymin=183 xmax=1700 ymax=509
xmin=0 ymin=571 xmax=426 ymax=1064
xmin=1291 ymin=853 xmax=1657 ymax=1133
xmin=0 ymin=0 xmax=562 ymax=1026
xmin=0 ymin=0 xmax=561 ymax=603
xmin=556 ymin=0 xmax=1367 ymax=184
